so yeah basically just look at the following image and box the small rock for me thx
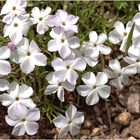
[83,118,93,128]
[127,93,140,113]
[115,112,132,126]
[129,118,140,138]
[121,127,130,138]
[80,135,88,140]
[80,129,90,135]
[128,136,137,140]
[92,128,101,136]
[0,134,10,139]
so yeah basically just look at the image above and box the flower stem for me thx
[100,54,113,137]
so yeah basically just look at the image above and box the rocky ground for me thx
[0,76,140,139]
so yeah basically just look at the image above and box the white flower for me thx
[6,41,19,63]
[0,0,27,24]
[30,7,52,34]
[5,107,40,136]
[16,38,47,74]
[72,44,98,67]
[77,72,111,105]
[45,72,75,102]
[48,27,80,59]
[0,46,11,76]
[0,81,36,115]
[122,45,140,75]
[53,104,84,138]
[52,57,86,85]
[47,9,79,33]
[108,21,133,52]
[86,31,111,57]
[0,79,9,91]
[3,14,30,45]
[133,4,140,28]
[104,59,129,89]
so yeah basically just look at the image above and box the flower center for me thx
[58,83,62,86]
[16,97,19,101]
[27,51,31,56]
[93,43,97,47]
[124,32,127,36]
[62,21,66,25]
[66,65,70,69]
[39,17,43,21]
[14,23,18,27]
[61,38,65,43]
[93,85,96,89]
[12,6,16,11]
[21,118,26,122]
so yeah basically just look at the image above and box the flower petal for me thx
[5,115,19,126]
[97,85,111,99]
[54,70,67,82]
[95,72,108,86]
[77,85,92,97]
[86,90,99,105]
[26,108,40,121]
[25,122,39,135]
[121,64,137,75]
[12,123,26,136]
[70,123,80,136]
[30,40,41,53]
[82,72,96,86]
[44,85,58,95]
[0,60,11,75]
[109,59,121,73]
[0,46,10,59]
[89,31,98,43]
[72,112,84,124]
[97,33,107,44]
[71,58,86,71]
[68,36,80,49]
[114,21,125,34]
[32,53,47,66]
[53,115,68,128]
[62,81,75,91]
[20,99,36,109]
[97,45,111,55]
[58,45,71,59]
[65,104,77,120]
[0,79,9,91]
[48,39,60,52]
[57,87,64,102]
[18,85,33,98]
[51,58,65,70]
[108,30,122,44]
[8,81,19,98]
[58,125,69,138]
[67,70,78,85]
[20,57,35,74]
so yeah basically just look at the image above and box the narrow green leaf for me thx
[125,23,135,56]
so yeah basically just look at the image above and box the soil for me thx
[0,75,140,139]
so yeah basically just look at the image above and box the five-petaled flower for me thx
[5,107,40,136]
[16,38,47,74]
[0,81,36,115]
[48,9,79,33]
[30,7,52,34]
[45,72,75,102]
[53,104,84,138]
[77,72,111,105]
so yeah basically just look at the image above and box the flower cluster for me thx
[0,0,140,138]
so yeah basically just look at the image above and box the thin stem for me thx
[100,54,113,137]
